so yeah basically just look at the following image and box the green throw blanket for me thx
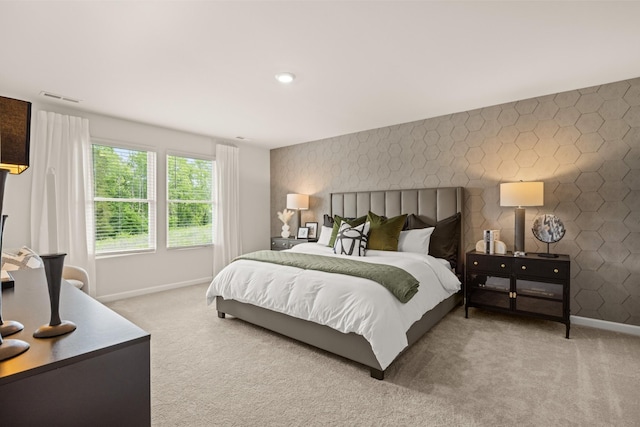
[234,250,419,303]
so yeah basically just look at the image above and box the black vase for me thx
[33,253,77,338]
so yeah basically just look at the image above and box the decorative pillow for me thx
[317,225,333,246]
[366,211,407,251]
[404,213,431,230]
[323,214,334,228]
[405,213,461,270]
[334,221,370,256]
[328,215,367,247]
[2,246,44,271]
[398,227,435,254]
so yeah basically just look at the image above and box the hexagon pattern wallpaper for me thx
[271,77,640,326]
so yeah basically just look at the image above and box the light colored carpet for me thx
[107,284,640,427]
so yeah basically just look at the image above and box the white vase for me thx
[281,224,290,238]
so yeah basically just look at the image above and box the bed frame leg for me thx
[217,311,225,319]
[370,368,384,380]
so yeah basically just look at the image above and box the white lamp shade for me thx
[286,193,309,210]
[500,182,544,207]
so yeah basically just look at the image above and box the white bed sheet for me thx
[206,243,461,370]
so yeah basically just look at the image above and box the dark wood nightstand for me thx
[271,237,318,251]
[465,250,571,338]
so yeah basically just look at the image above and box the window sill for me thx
[96,249,156,260]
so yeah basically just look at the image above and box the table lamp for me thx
[500,181,544,256]
[0,95,31,361]
[286,193,309,237]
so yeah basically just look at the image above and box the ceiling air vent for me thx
[40,91,81,103]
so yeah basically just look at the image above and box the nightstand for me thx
[271,237,317,251]
[465,250,571,338]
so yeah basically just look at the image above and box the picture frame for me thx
[305,222,318,239]
[297,227,309,239]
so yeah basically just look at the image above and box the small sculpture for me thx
[277,209,295,238]
[33,253,77,338]
[532,214,566,258]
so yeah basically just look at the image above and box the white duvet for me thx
[206,243,461,370]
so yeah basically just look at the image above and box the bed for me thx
[207,187,464,380]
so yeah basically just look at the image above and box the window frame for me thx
[91,138,157,256]
[165,151,215,250]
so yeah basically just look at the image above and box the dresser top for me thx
[1,268,149,385]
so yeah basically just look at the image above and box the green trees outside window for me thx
[92,143,214,253]
[167,155,214,248]
[92,144,156,253]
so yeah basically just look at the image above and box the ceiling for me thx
[2,1,640,150]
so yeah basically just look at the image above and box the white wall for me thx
[3,98,271,301]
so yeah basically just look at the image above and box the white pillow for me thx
[317,225,333,246]
[333,221,370,257]
[398,227,435,254]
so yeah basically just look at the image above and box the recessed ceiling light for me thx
[275,72,295,84]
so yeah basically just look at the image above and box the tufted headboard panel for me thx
[330,187,464,274]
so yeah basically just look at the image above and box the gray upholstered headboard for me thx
[330,187,464,274]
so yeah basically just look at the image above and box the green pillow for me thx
[328,215,367,247]
[367,211,407,251]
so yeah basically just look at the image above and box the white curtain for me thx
[213,144,242,276]
[30,111,96,295]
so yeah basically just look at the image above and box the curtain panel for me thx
[213,144,242,276]
[30,111,96,295]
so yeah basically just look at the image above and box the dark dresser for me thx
[0,268,150,426]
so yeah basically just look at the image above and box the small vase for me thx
[281,224,291,238]
[33,253,77,338]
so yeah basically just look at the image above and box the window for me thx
[92,142,156,254]
[166,154,214,248]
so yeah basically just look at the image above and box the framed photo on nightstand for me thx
[297,227,309,239]
[305,222,318,239]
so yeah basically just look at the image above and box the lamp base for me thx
[0,338,30,361]
[0,320,25,337]
[514,207,526,254]
[34,320,76,338]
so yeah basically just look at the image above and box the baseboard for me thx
[570,315,640,337]
[96,276,213,303]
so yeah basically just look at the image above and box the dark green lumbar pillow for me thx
[367,211,407,251]
[328,215,367,247]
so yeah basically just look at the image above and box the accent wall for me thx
[271,77,640,326]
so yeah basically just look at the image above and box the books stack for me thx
[483,229,500,254]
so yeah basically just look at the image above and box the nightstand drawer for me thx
[467,254,511,274]
[271,239,291,250]
[514,259,568,280]
[271,237,317,251]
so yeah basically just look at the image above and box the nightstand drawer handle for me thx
[473,261,478,266]
[554,268,559,273]
[500,263,506,268]
[521,266,526,270]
